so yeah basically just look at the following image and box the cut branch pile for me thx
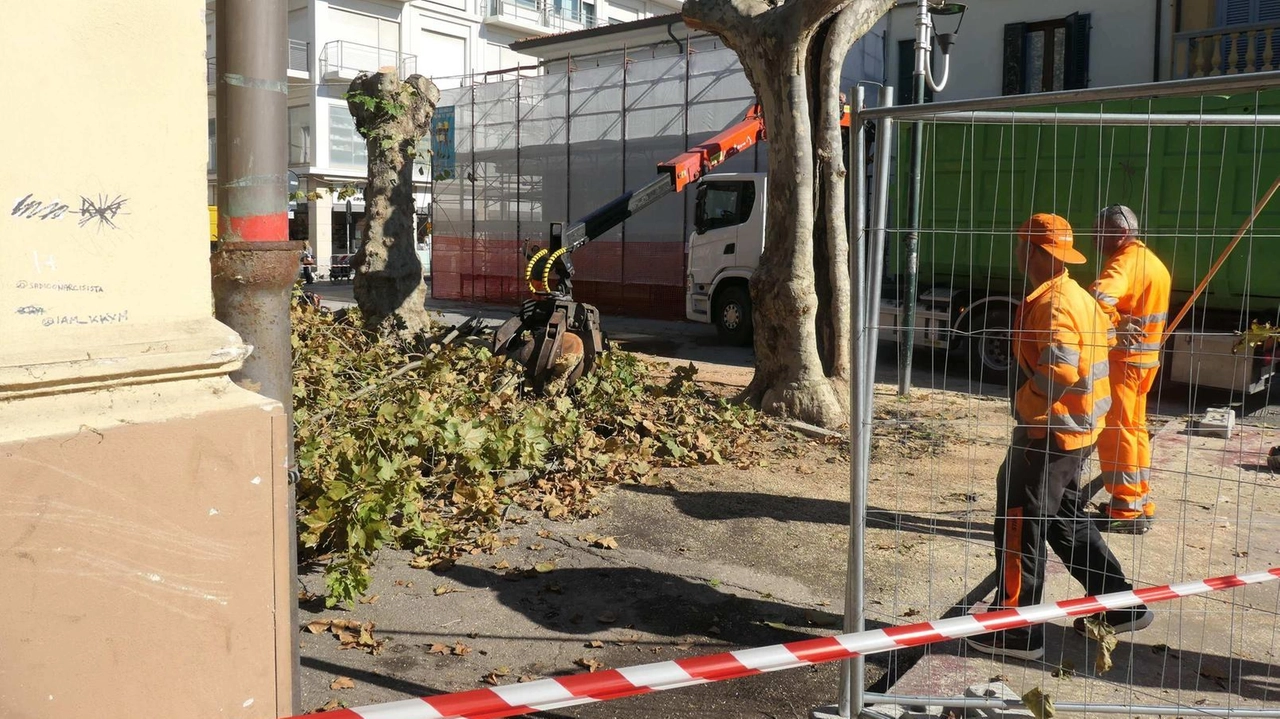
[291,301,770,606]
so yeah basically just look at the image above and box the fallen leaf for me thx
[529,543,545,551]
[1082,617,1118,674]
[434,584,459,596]
[707,579,722,588]
[330,676,355,691]
[574,657,605,672]
[517,675,537,683]
[358,594,380,605]
[587,640,605,648]
[1232,549,1249,558]
[537,529,553,538]
[534,561,556,573]
[592,536,619,550]
[1022,687,1056,719]
[452,642,472,656]
[577,532,600,544]
[305,620,330,634]
[674,639,695,650]
[319,699,342,711]
[427,643,450,655]
[493,559,511,570]
[596,611,618,624]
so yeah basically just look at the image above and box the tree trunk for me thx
[684,0,892,428]
[347,70,440,335]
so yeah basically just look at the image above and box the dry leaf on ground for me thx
[1022,687,1056,719]
[574,657,605,672]
[330,676,356,691]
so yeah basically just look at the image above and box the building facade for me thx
[882,0,1280,103]
[206,0,682,277]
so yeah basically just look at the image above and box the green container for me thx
[895,92,1280,318]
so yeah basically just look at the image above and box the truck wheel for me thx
[713,285,753,346]
[966,304,1014,384]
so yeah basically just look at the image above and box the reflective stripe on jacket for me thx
[1014,271,1114,451]
[1090,240,1172,367]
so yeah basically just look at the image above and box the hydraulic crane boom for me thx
[500,103,852,394]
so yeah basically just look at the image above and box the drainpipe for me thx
[211,0,302,708]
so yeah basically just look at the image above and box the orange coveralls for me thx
[1090,240,1171,520]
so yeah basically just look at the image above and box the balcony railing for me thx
[1173,22,1280,79]
[318,40,416,80]
[483,0,599,32]
[289,39,310,75]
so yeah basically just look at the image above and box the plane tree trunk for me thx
[683,0,892,429]
[346,70,440,335]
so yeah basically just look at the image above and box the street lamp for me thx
[899,0,966,396]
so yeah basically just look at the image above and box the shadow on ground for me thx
[441,564,864,646]
[618,484,993,543]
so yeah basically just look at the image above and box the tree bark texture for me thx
[347,70,440,335]
[683,0,892,428]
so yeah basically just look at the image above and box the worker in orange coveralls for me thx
[966,214,1152,661]
[1090,205,1171,535]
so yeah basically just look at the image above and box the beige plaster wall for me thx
[1,1,214,379]
[0,2,297,716]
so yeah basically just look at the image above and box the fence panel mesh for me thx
[863,90,1280,715]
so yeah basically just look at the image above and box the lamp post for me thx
[898,0,965,396]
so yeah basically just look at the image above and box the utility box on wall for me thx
[0,2,296,717]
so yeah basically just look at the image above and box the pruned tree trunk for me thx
[347,70,440,335]
[683,0,891,429]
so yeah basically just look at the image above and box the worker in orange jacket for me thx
[1090,205,1171,534]
[966,214,1151,661]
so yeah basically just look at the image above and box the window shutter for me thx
[1002,23,1026,96]
[1064,13,1091,90]
[1220,0,1251,25]
[1258,0,1280,23]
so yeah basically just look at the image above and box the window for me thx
[1002,13,1090,95]
[1218,0,1280,26]
[328,104,367,168]
[696,181,755,233]
[583,1,596,25]
[208,118,216,173]
[288,106,311,164]
[896,39,934,104]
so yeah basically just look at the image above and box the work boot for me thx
[1098,513,1154,535]
[964,630,1044,661]
[1095,502,1154,534]
[1072,606,1154,636]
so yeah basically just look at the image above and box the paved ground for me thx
[298,283,1280,717]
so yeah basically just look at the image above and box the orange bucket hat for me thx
[1018,213,1087,264]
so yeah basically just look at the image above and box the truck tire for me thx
[713,285,753,346]
[965,303,1015,385]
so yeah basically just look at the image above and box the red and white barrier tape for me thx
[296,567,1280,719]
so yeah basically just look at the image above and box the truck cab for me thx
[685,172,766,345]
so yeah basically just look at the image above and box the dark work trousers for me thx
[992,428,1134,644]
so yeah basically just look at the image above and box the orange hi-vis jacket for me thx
[1014,271,1115,451]
[1090,240,1172,368]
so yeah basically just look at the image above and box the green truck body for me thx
[881,92,1280,389]
[894,92,1280,313]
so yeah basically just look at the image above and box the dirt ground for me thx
[296,336,1280,717]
